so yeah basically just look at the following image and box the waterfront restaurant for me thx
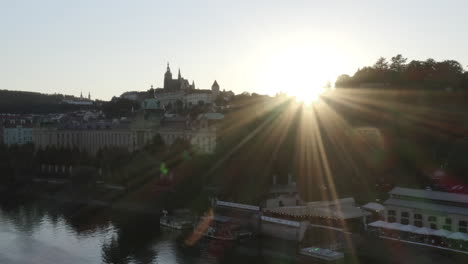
[366,187,468,251]
[368,220,468,251]
[384,187,468,232]
[263,197,370,231]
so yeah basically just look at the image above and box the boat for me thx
[194,215,252,241]
[299,246,344,263]
[159,209,194,230]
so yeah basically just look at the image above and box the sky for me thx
[1,0,468,100]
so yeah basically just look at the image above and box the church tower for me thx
[164,63,172,90]
[211,80,220,99]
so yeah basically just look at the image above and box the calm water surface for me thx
[1,200,466,264]
[0,201,289,264]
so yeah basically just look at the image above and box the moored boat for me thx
[194,215,252,241]
[160,209,194,230]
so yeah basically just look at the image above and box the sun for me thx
[255,38,341,105]
[293,86,327,105]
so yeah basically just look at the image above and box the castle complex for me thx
[151,63,220,109]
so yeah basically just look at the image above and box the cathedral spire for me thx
[178,68,181,80]
[164,62,173,90]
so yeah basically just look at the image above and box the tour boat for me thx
[299,247,344,263]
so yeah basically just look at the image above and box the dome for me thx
[141,98,162,110]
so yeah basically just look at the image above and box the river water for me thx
[1,200,467,264]
[0,200,298,264]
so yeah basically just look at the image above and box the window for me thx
[443,225,452,231]
[428,216,437,222]
[388,216,396,223]
[430,223,437,230]
[388,210,396,216]
[414,214,422,220]
[401,212,409,218]
[401,218,409,225]
[414,221,422,227]
[445,218,452,225]
[459,221,467,233]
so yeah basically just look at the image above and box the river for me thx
[1,200,467,264]
[0,200,298,264]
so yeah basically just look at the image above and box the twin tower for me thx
[163,63,219,95]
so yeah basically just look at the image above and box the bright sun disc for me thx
[292,86,326,105]
[256,36,342,104]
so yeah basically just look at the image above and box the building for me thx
[33,121,155,154]
[62,92,93,105]
[264,174,301,208]
[163,63,194,91]
[158,113,223,154]
[384,187,468,233]
[3,119,33,145]
[120,91,140,101]
[153,63,219,109]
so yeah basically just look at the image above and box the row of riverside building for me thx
[1,64,225,154]
[1,113,221,155]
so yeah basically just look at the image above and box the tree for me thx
[335,74,352,88]
[390,54,407,72]
[373,57,388,70]
[70,166,98,187]
[461,72,468,90]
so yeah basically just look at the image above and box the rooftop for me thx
[389,187,468,204]
[384,198,468,216]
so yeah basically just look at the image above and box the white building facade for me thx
[384,187,468,233]
[33,126,155,154]
[3,120,33,145]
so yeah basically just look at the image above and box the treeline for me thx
[0,135,213,211]
[336,55,468,90]
[0,90,93,113]
[0,89,143,118]
[101,98,140,119]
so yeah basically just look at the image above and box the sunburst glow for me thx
[256,36,344,104]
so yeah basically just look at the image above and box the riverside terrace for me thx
[263,198,370,232]
[368,220,468,252]
[383,187,468,232]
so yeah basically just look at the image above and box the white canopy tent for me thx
[386,222,404,231]
[399,225,418,233]
[362,202,385,212]
[448,232,468,241]
[368,220,387,228]
[413,227,434,236]
[432,229,453,238]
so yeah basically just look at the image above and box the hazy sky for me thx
[1,0,467,100]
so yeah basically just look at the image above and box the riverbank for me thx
[0,179,166,216]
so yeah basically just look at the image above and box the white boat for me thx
[299,247,344,262]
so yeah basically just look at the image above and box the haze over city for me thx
[2,0,468,100]
[2,1,468,263]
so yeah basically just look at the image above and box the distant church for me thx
[163,63,196,91]
[142,63,220,110]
